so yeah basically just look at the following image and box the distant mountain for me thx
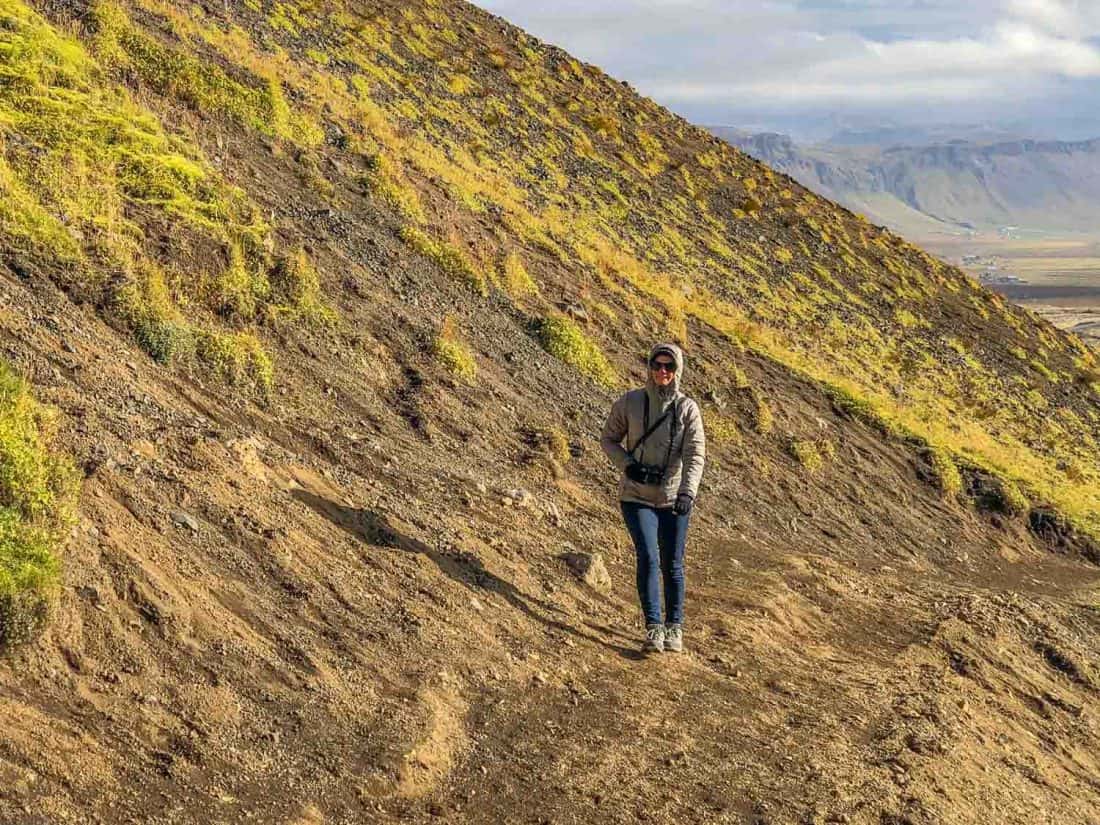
[712,127,1100,237]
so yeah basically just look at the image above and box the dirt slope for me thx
[4,240,1100,824]
[1,1,1100,823]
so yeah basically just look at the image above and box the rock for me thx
[131,440,157,461]
[563,303,589,323]
[561,552,612,594]
[171,511,200,532]
[504,488,533,508]
[545,502,563,526]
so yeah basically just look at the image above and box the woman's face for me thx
[650,354,676,387]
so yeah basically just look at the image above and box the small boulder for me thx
[504,488,534,508]
[171,511,200,533]
[561,551,612,594]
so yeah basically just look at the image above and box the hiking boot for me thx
[643,623,665,654]
[664,623,683,653]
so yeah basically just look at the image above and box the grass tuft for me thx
[433,318,477,382]
[929,446,963,499]
[269,247,338,326]
[400,226,488,295]
[536,315,617,389]
[790,439,824,472]
[0,364,78,649]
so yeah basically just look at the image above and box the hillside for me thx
[1,0,1100,822]
[718,128,1100,237]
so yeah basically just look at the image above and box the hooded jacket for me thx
[600,343,706,508]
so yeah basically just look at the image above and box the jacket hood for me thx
[645,342,684,407]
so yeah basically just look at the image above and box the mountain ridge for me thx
[715,126,1100,235]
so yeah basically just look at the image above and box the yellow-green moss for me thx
[0,363,78,648]
[268,247,338,326]
[702,409,740,446]
[929,447,963,499]
[196,331,274,396]
[502,251,538,300]
[750,389,774,434]
[400,226,487,295]
[548,428,572,464]
[0,0,285,396]
[790,440,823,472]
[1001,479,1030,517]
[433,318,477,382]
[537,315,617,388]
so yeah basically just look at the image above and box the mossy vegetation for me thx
[703,409,741,446]
[269,248,337,326]
[0,0,331,397]
[502,251,539,300]
[0,364,78,649]
[537,316,617,389]
[790,439,824,472]
[548,428,572,464]
[749,389,774,435]
[400,226,488,296]
[929,447,963,499]
[433,318,477,382]
[4,0,1099,536]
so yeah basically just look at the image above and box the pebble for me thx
[171,511,200,532]
[505,488,534,508]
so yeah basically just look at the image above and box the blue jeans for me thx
[620,501,690,626]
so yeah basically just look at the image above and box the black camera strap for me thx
[628,396,679,467]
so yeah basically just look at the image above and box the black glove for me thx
[673,493,694,516]
[624,459,648,484]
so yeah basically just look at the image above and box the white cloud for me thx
[649,1,1100,105]
[474,0,1100,135]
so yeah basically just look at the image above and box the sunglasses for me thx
[650,360,677,373]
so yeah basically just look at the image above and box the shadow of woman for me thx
[291,488,644,660]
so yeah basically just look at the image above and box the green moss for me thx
[502,251,538,300]
[548,428,572,464]
[92,1,321,144]
[359,153,425,223]
[399,226,487,295]
[536,315,617,389]
[433,318,477,382]
[1001,479,1030,517]
[195,331,274,396]
[702,409,740,446]
[0,363,78,649]
[929,447,963,499]
[750,389,774,434]
[790,439,823,472]
[268,247,337,326]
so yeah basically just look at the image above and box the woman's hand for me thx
[673,492,694,516]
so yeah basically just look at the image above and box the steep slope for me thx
[4,0,1098,532]
[720,128,1100,236]
[1,1,1100,823]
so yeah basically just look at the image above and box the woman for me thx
[600,343,706,654]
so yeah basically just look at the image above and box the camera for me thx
[627,462,665,485]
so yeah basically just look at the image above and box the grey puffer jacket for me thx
[600,343,706,508]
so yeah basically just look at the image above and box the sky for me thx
[473,0,1100,143]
